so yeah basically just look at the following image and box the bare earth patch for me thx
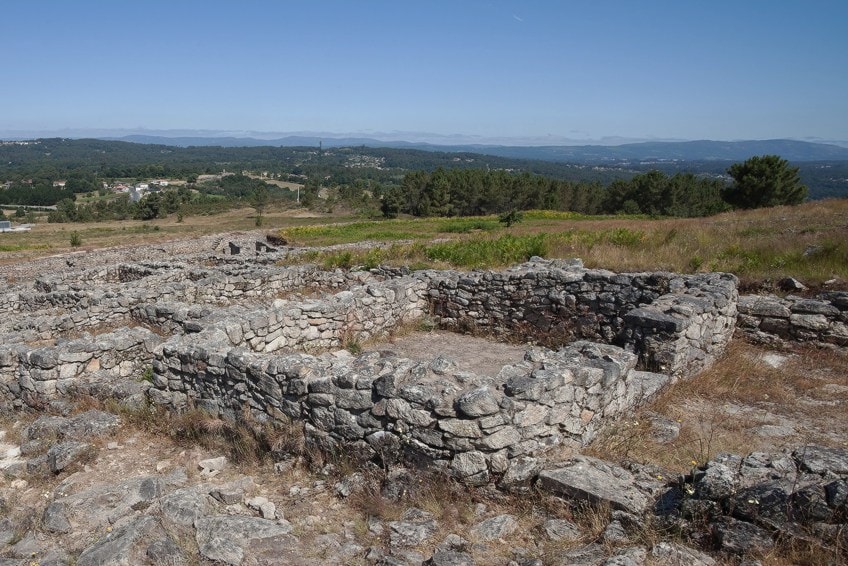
[367,330,529,378]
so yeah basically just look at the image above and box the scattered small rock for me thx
[427,550,475,566]
[198,455,227,474]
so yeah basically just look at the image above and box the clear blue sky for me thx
[3,0,847,142]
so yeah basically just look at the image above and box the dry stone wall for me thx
[150,339,670,484]
[418,258,738,378]
[0,235,755,483]
[0,326,160,410]
[736,292,848,347]
[146,256,740,481]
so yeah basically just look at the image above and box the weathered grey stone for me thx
[477,426,521,450]
[24,415,69,442]
[555,544,606,566]
[778,277,807,292]
[198,455,228,472]
[790,314,830,331]
[603,520,629,543]
[715,517,775,555]
[195,515,293,565]
[456,387,500,417]
[499,456,540,492]
[146,537,187,566]
[603,546,647,566]
[77,515,160,566]
[542,518,581,542]
[624,308,687,332]
[436,533,471,553]
[825,479,848,508]
[538,456,650,514]
[334,472,366,498]
[160,486,216,526]
[438,419,482,438]
[790,299,839,315]
[426,551,475,566]
[645,412,680,443]
[47,441,92,473]
[246,496,277,519]
[389,508,439,547]
[450,451,488,479]
[471,514,518,541]
[8,532,48,560]
[209,485,244,505]
[0,519,15,546]
[650,542,716,566]
[64,410,121,440]
[42,502,71,534]
[794,445,848,475]
[737,296,790,318]
[693,461,738,500]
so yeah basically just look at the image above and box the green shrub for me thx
[438,218,499,233]
[425,234,547,268]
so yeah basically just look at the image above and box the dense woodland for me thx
[0,138,841,222]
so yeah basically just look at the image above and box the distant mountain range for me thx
[105,135,848,163]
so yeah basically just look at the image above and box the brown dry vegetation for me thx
[277,200,848,287]
[587,341,848,475]
[3,199,847,288]
[0,205,351,264]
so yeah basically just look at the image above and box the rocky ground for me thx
[0,334,845,565]
[0,231,845,565]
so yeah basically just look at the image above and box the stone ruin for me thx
[0,233,846,485]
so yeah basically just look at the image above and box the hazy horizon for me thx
[2,128,848,150]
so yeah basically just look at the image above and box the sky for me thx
[2,0,847,144]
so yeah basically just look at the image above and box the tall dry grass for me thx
[279,199,848,286]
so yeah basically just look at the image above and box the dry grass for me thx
[588,341,848,474]
[276,200,848,286]
[0,205,353,264]
[4,199,847,287]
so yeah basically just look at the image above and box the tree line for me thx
[2,150,809,223]
[380,155,806,218]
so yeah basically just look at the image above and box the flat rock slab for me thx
[538,456,650,515]
[195,515,294,565]
[77,515,161,566]
[471,514,518,541]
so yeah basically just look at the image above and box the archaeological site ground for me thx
[0,223,846,565]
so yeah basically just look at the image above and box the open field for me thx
[0,205,352,263]
[245,175,305,191]
[2,200,847,287]
[278,201,848,288]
